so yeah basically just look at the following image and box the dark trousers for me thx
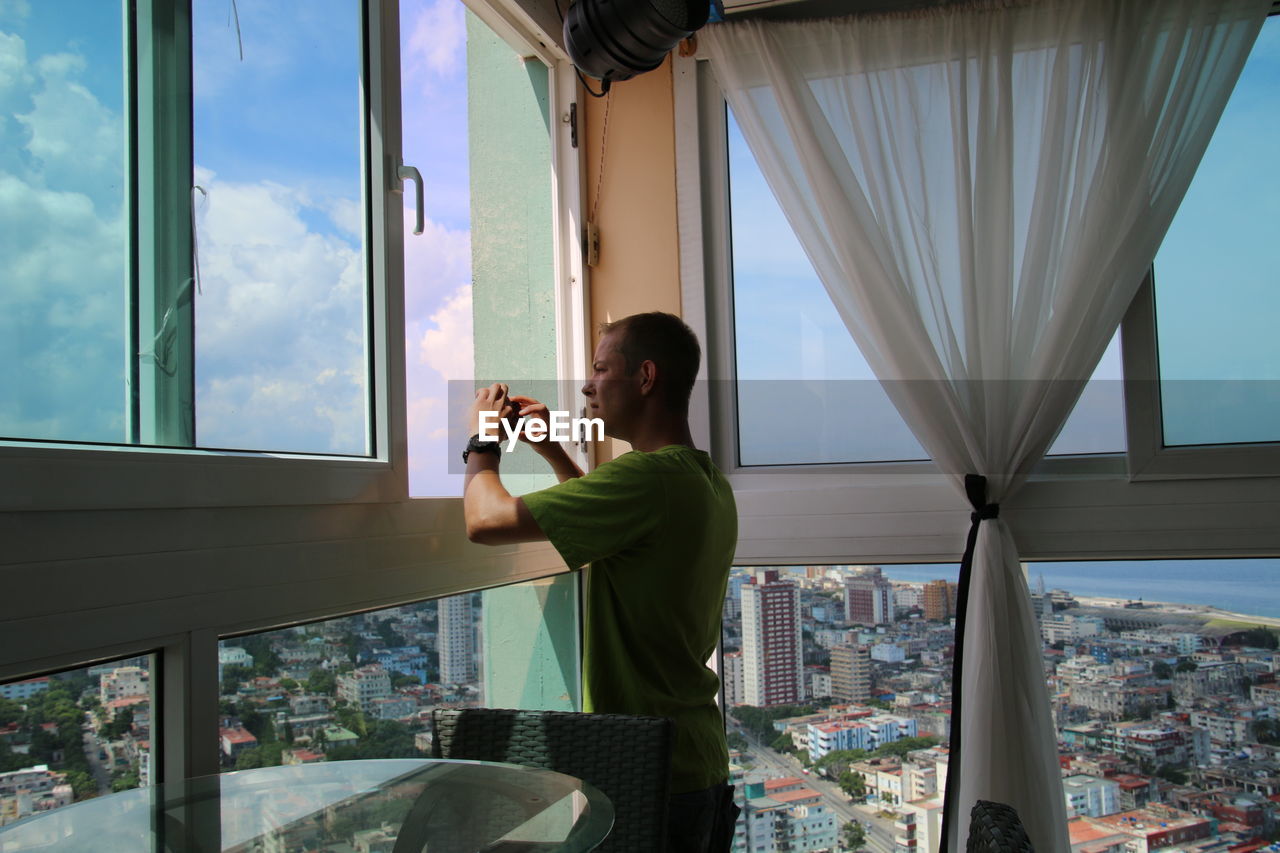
[665,782,741,853]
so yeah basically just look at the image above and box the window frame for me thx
[686,58,1280,567]
[0,0,405,512]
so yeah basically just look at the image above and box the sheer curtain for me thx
[702,1,1267,850]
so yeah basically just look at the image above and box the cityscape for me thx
[3,566,1280,853]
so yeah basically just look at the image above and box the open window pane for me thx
[1154,17,1280,448]
[192,0,370,455]
[0,1,129,445]
[726,110,1125,466]
[0,655,154,824]
[2,0,376,457]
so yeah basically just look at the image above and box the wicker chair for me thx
[967,800,1035,853]
[430,707,674,853]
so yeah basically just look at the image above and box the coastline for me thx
[1072,593,1280,630]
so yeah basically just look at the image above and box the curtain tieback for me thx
[939,473,998,853]
[970,502,999,523]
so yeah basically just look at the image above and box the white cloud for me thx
[0,31,128,443]
[405,0,466,82]
[0,31,31,102]
[327,197,362,240]
[417,284,473,384]
[404,214,470,319]
[192,170,369,454]
[15,49,122,200]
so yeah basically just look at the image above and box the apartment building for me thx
[742,570,805,707]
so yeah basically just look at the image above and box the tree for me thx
[873,736,939,759]
[843,820,867,851]
[221,665,252,696]
[111,769,140,792]
[1175,659,1198,673]
[1254,718,1280,745]
[0,697,23,727]
[727,731,749,752]
[1152,661,1172,679]
[307,668,336,695]
[64,770,97,800]
[838,770,866,801]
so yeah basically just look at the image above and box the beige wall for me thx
[581,54,683,461]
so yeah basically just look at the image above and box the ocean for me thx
[874,558,1280,620]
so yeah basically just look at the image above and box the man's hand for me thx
[508,394,585,483]
[467,383,519,439]
[508,395,549,445]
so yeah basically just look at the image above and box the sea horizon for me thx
[870,558,1280,621]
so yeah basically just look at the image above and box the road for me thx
[734,726,899,853]
[82,713,111,794]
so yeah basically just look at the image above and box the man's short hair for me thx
[599,312,701,413]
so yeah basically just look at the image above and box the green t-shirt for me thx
[521,445,738,793]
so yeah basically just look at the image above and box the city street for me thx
[735,727,898,853]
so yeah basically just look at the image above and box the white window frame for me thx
[683,58,1280,568]
[1,0,588,781]
[0,0,408,513]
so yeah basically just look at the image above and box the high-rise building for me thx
[923,580,957,622]
[830,643,872,703]
[845,566,895,625]
[741,569,804,706]
[439,593,476,684]
[724,651,744,706]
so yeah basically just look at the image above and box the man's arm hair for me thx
[463,454,546,545]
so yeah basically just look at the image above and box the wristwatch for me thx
[462,433,502,464]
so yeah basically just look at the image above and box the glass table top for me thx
[0,758,614,852]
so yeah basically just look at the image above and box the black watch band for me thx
[462,433,502,464]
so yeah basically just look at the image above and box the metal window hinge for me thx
[564,102,578,149]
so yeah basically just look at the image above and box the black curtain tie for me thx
[939,474,1000,853]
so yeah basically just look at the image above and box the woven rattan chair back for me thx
[430,707,673,852]
[967,800,1035,853]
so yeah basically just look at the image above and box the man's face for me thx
[581,332,641,438]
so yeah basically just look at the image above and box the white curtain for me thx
[701,1,1267,850]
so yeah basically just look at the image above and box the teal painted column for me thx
[467,14,579,712]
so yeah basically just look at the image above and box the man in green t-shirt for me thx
[460,312,739,852]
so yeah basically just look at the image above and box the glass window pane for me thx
[1154,17,1280,448]
[722,558,1280,852]
[192,0,369,455]
[0,655,154,822]
[217,579,578,772]
[218,595,484,771]
[402,1,560,498]
[727,110,1125,466]
[0,2,128,445]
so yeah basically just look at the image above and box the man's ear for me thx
[638,360,658,395]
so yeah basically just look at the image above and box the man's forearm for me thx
[463,453,546,544]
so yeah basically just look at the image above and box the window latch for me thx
[393,157,425,236]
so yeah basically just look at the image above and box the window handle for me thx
[395,159,425,236]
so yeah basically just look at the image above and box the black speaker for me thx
[564,0,710,83]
